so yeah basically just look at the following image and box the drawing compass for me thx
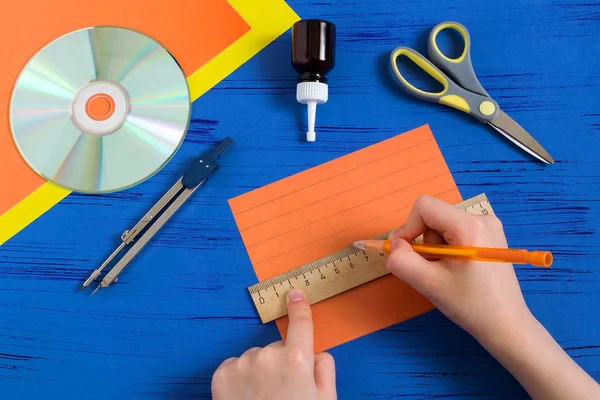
[80,137,233,294]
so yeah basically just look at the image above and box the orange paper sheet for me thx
[0,0,250,216]
[229,125,463,352]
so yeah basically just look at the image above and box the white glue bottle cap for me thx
[291,20,336,142]
[296,82,328,142]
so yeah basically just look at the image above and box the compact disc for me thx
[10,26,191,193]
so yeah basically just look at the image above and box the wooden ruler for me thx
[248,193,494,323]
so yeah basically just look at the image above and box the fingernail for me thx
[389,227,406,240]
[287,289,305,303]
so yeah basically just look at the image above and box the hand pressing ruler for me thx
[248,193,494,323]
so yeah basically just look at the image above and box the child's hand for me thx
[387,195,532,342]
[211,289,337,400]
[387,195,600,399]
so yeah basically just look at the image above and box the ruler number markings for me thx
[249,194,492,323]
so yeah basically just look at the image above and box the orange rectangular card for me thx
[229,125,462,352]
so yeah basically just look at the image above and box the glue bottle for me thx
[292,19,336,142]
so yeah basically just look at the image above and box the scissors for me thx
[390,21,554,164]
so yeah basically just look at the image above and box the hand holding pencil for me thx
[378,195,538,343]
[372,196,600,400]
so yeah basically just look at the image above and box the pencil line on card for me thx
[232,138,434,215]
[243,155,444,232]
[247,171,450,248]
[253,187,457,266]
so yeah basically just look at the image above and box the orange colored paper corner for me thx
[1,0,298,246]
[0,0,250,216]
[229,125,463,352]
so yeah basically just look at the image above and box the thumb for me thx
[386,238,448,296]
[314,352,337,400]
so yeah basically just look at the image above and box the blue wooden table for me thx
[1,0,599,398]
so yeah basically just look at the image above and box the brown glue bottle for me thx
[292,19,336,142]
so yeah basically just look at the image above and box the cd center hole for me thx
[86,94,115,121]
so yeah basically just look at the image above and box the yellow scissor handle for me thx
[427,21,490,98]
[389,47,449,97]
[429,22,469,64]
[390,45,499,122]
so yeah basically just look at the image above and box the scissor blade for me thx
[488,111,554,164]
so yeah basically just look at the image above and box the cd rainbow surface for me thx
[10,27,191,193]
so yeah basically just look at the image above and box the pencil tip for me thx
[352,240,365,250]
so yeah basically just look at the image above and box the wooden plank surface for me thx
[0,0,599,398]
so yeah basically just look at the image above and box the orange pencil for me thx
[352,240,552,268]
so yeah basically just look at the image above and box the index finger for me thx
[284,289,314,354]
[390,195,474,244]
